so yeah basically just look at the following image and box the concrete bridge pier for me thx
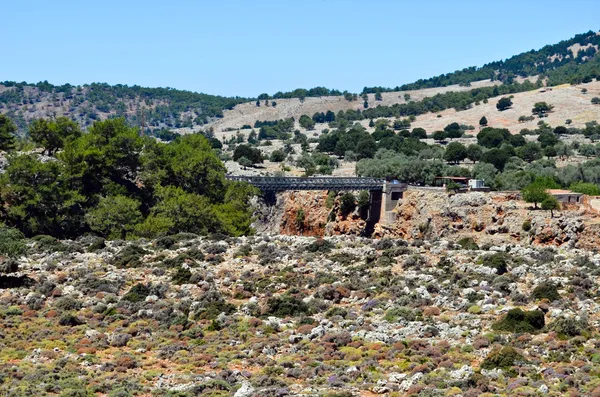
[380,181,406,226]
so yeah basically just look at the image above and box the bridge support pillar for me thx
[380,182,406,225]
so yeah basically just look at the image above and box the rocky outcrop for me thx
[381,188,589,248]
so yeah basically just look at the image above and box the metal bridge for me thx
[226,176,387,192]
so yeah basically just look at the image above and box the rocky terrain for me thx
[2,229,600,396]
[2,190,600,396]
[257,188,598,250]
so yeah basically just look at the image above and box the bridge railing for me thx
[226,176,386,191]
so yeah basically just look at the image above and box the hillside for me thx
[0,82,246,133]
[1,31,600,137]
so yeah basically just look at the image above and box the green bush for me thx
[457,237,479,250]
[30,235,67,254]
[0,224,26,258]
[172,267,192,285]
[265,295,310,317]
[531,281,561,301]
[480,253,509,275]
[112,245,150,268]
[492,308,545,333]
[339,192,356,216]
[522,219,532,232]
[307,238,333,253]
[481,346,525,370]
[547,316,590,337]
[384,306,420,322]
[122,283,151,303]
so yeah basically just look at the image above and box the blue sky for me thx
[1,0,599,97]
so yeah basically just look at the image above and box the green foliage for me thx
[0,114,17,151]
[492,308,545,333]
[481,252,508,275]
[233,144,263,164]
[29,117,81,155]
[339,192,356,216]
[479,116,488,127]
[457,237,479,250]
[299,115,315,130]
[521,179,553,209]
[85,195,143,239]
[496,97,513,111]
[172,267,193,285]
[481,346,525,370]
[384,306,420,322]
[112,245,149,268]
[443,142,467,164]
[269,149,286,162]
[541,195,560,216]
[0,154,86,237]
[307,238,334,253]
[466,144,483,163]
[265,294,310,317]
[477,127,511,148]
[531,282,561,301]
[569,182,600,195]
[295,208,305,229]
[122,283,151,303]
[547,316,590,337]
[532,102,554,115]
[522,219,532,231]
[357,191,370,210]
[0,224,26,258]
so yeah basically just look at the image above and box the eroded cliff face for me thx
[255,188,598,248]
[253,191,367,237]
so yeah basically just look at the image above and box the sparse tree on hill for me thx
[591,97,600,105]
[541,196,559,218]
[479,116,488,127]
[532,102,554,116]
[496,97,513,111]
[521,182,550,209]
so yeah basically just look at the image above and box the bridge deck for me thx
[226,176,386,191]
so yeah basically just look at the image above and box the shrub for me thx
[384,306,420,322]
[492,308,545,333]
[122,283,151,303]
[481,346,525,370]
[59,314,83,326]
[547,316,590,337]
[522,219,532,232]
[0,224,26,258]
[30,235,67,254]
[234,244,252,257]
[265,295,310,317]
[457,237,479,250]
[171,267,192,285]
[307,238,333,253]
[481,253,509,275]
[531,281,560,301]
[55,296,82,312]
[154,236,176,249]
[112,245,150,268]
[339,192,356,216]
